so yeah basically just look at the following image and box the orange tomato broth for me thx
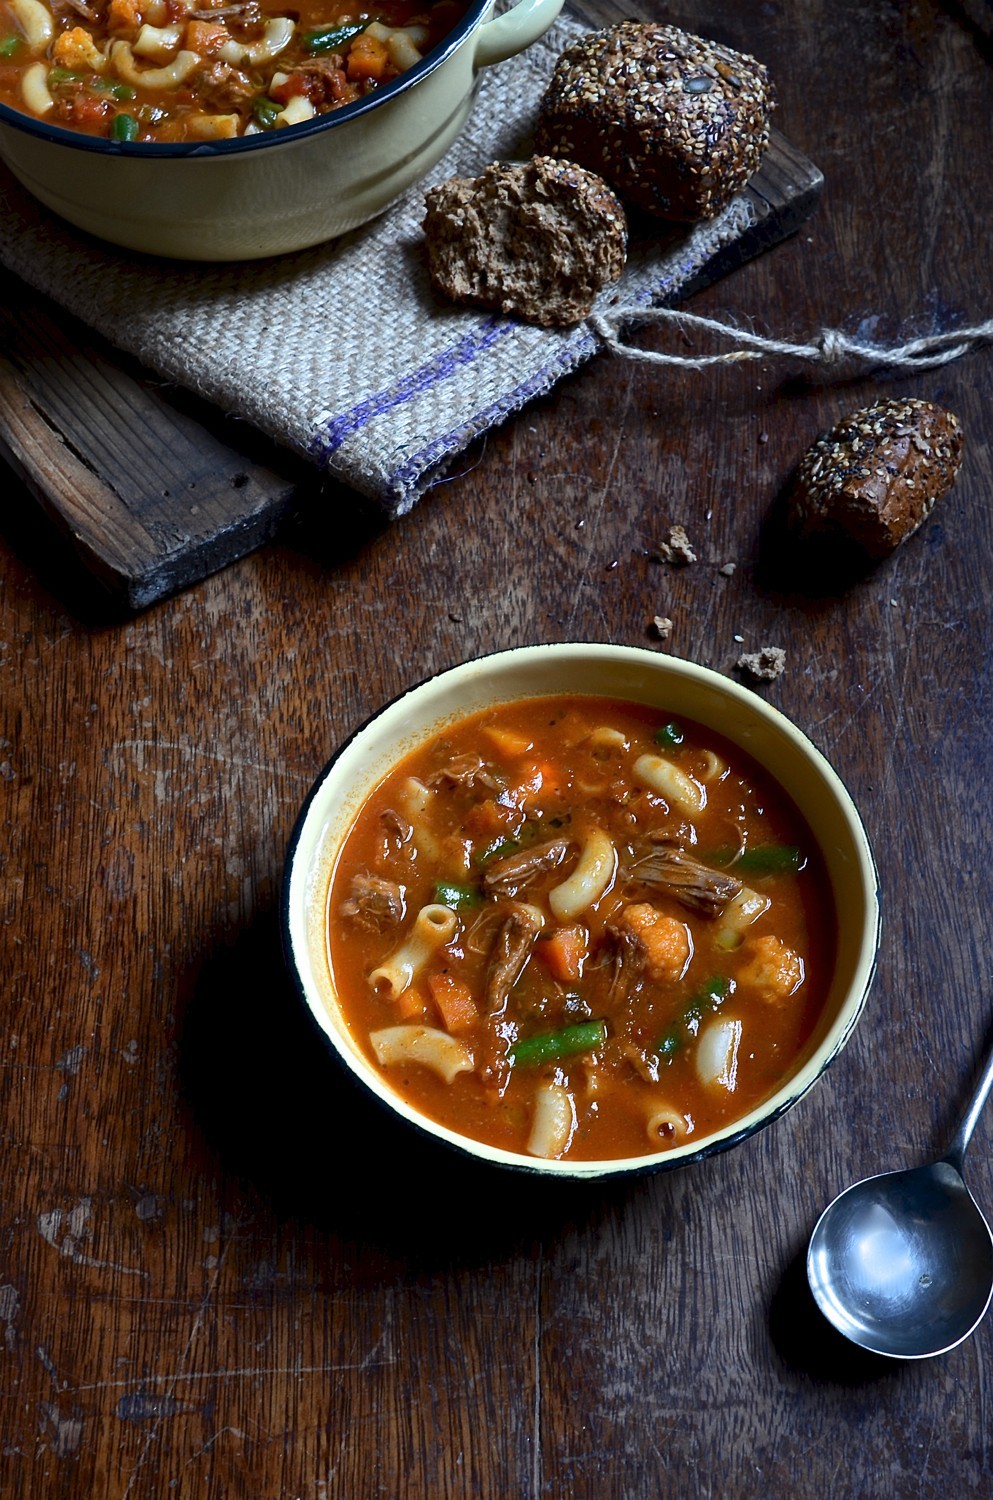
[326,695,837,1162]
[0,0,470,142]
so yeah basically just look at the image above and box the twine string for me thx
[587,305,993,373]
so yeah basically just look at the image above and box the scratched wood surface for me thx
[1,1,993,1496]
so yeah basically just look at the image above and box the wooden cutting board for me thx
[0,128,822,612]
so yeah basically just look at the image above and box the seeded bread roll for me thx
[534,21,774,222]
[787,398,964,557]
[422,155,627,328]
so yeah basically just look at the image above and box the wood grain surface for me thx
[2,1,993,1497]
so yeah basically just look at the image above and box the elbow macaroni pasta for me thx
[633,753,706,814]
[526,1082,576,1159]
[370,1025,474,1083]
[548,828,616,920]
[368,902,458,998]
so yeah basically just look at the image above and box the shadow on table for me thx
[768,1245,902,1386]
[751,430,955,606]
[178,906,652,1271]
[752,477,880,603]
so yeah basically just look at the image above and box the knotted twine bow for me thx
[588,305,993,373]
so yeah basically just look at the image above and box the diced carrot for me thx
[463,798,516,841]
[184,19,230,54]
[536,924,588,983]
[395,985,428,1021]
[269,72,305,105]
[345,33,390,82]
[522,760,567,805]
[428,973,478,1034]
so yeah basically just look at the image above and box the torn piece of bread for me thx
[422,155,627,328]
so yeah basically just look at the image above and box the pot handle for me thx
[473,0,565,68]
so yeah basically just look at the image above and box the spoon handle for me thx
[944,1032,993,1173]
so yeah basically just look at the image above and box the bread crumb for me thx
[654,526,696,565]
[737,646,786,681]
[652,615,673,640]
[719,562,736,577]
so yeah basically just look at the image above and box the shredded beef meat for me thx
[381,808,413,845]
[190,1,262,18]
[479,905,543,1091]
[53,0,100,20]
[191,60,255,111]
[340,871,405,930]
[603,923,646,1004]
[427,752,504,792]
[625,843,742,918]
[287,58,358,109]
[482,838,570,898]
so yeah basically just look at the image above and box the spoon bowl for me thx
[807,1160,993,1359]
[807,1032,993,1358]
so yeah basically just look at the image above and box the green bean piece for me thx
[252,94,281,129]
[683,975,730,1024]
[736,844,804,874]
[303,20,366,53]
[48,66,84,84]
[657,976,730,1057]
[110,113,139,142]
[510,1019,608,1069]
[654,721,685,749]
[657,1029,682,1059]
[433,880,482,911]
[103,81,136,99]
[710,844,803,874]
[0,34,22,57]
[480,837,519,865]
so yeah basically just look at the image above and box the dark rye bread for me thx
[534,21,775,222]
[787,398,965,557]
[422,156,627,328]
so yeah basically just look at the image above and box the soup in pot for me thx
[0,0,470,141]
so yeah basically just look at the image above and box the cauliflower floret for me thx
[107,0,142,38]
[737,935,804,1004]
[53,24,108,71]
[615,903,691,983]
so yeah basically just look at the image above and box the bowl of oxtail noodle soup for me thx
[282,645,880,1180]
[0,0,563,258]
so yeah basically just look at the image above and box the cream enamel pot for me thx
[282,644,880,1181]
[0,0,563,260]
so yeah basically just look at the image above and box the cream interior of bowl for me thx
[285,645,880,1178]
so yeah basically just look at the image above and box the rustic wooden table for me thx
[2,1,992,1495]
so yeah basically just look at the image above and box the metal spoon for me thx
[807,1037,993,1359]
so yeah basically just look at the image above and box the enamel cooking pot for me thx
[0,0,563,260]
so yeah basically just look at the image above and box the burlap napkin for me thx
[0,16,757,514]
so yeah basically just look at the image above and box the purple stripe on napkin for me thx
[310,314,515,460]
[385,329,599,504]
